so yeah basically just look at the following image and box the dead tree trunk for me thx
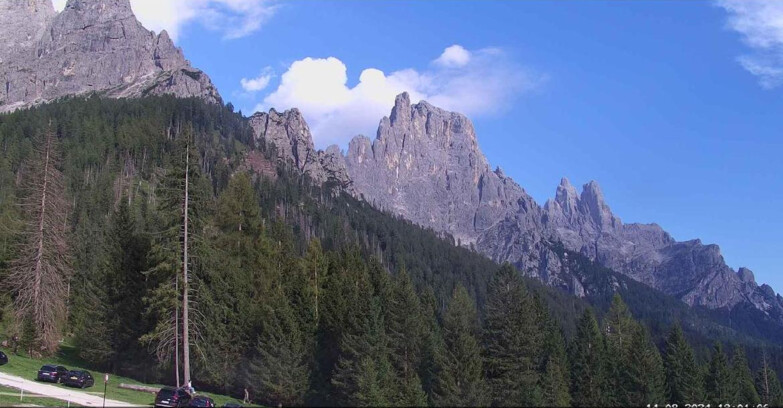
[7,129,70,353]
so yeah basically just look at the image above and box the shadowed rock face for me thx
[0,0,221,112]
[339,92,783,322]
[248,108,353,192]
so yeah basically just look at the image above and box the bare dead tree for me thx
[6,129,70,353]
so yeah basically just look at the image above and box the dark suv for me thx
[62,370,95,388]
[37,365,69,383]
[155,387,192,407]
[0,351,7,365]
[189,396,216,407]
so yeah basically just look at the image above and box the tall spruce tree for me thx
[245,288,310,407]
[624,324,666,406]
[419,286,444,405]
[731,346,760,405]
[540,318,571,407]
[432,285,488,407]
[603,294,637,406]
[331,295,394,406]
[706,342,734,405]
[386,267,427,406]
[482,264,542,406]
[756,352,783,406]
[663,324,704,404]
[570,308,607,407]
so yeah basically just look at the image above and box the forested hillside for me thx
[0,97,781,406]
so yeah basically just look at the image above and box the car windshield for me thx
[157,389,175,398]
[41,365,57,371]
[69,371,84,377]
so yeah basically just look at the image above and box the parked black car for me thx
[189,396,216,407]
[36,365,69,383]
[62,370,95,388]
[0,351,7,365]
[155,387,192,408]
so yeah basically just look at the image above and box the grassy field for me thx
[0,343,250,407]
[0,384,82,407]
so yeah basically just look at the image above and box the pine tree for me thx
[325,251,394,406]
[331,296,394,407]
[245,289,310,407]
[570,308,607,407]
[756,352,783,406]
[540,319,571,407]
[432,285,488,407]
[142,128,210,385]
[624,324,666,406]
[386,267,427,406]
[603,294,637,406]
[731,346,760,405]
[482,264,542,406]
[663,324,704,404]
[706,342,734,405]
[419,286,443,405]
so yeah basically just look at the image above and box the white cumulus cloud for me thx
[717,0,783,88]
[240,68,274,92]
[52,0,277,42]
[435,44,472,68]
[255,45,542,148]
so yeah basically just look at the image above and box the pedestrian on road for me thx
[187,380,195,395]
[243,388,250,404]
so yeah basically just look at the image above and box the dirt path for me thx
[0,372,138,407]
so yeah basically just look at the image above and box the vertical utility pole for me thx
[182,138,191,386]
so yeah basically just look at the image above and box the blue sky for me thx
[60,0,783,293]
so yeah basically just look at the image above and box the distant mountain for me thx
[0,0,220,113]
[335,92,783,324]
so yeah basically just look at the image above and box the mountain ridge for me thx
[265,91,782,323]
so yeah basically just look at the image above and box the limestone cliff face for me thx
[338,93,783,322]
[0,0,221,112]
[248,108,353,191]
[345,92,538,246]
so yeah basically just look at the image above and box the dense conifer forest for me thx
[0,96,781,406]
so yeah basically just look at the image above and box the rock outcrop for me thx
[342,92,783,322]
[249,108,353,192]
[0,0,221,113]
[346,92,539,245]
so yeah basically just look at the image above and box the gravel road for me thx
[0,371,137,407]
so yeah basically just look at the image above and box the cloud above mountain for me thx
[254,45,543,147]
[52,0,277,41]
[718,0,783,88]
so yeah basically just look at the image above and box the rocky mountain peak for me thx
[738,267,756,284]
[346,92,532,245]
[554,177,579,215]
[579,180,621,231]
[248,108,352,190]
[0,0,220,112]
[389,92,411,126]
